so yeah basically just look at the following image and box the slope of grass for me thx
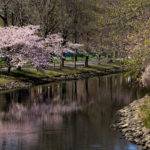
[0,74,15,85]
[140,98,150,128]
[0,77,9,84]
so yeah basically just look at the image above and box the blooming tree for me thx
[0,25,85,72]
[45,33,74,68]
[45,33,74,57]
[66,41,85,68]
[0,25,51,72]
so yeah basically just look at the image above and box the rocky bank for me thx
[112,96,150,150]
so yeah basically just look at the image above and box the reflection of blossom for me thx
[2,102,82,122]
[0,101,82,150]
[0,114,64,150]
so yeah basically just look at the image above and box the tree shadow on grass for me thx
[1,70,46,84]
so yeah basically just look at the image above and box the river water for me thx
[0,74,148,150]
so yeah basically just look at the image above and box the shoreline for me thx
[112,96,150,150]
[0,69,124,91]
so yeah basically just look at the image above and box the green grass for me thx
[65,56,95,62]
[0,61,33,68]
[65,57,84,62]
[45,70,64,76]
[11,69,64,78]
[0,78,9,84]
[0,74,15,85]
[13,69,45,77]
[140,98,150,128]
[0,61,7,68]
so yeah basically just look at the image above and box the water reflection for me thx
[0,74,147,150]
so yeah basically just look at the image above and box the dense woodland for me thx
[0,0,150,75]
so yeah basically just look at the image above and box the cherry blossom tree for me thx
[45,33,74,68]
[66,41,84,68]
[0,25,51,72]
[45,33,85,68]
[0,25,85,72]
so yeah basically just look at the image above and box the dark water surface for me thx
[0,74,148,150]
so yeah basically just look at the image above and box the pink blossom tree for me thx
[45,33,85,68]
[66,42,84,68]
[45,33,74,68]
[0,25,51,72]
[0,25,85,73]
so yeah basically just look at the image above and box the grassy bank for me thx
[140,97,150,128]
[0,63,121,87]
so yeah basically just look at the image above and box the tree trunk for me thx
[0,14,8,27]
[11,13,14,26]
[8,66,11,73]
[6,58,11,73]
[74,53,77,68]
[85,56,89,67]
[3,4,8,27]
[61,58,65,67]
[98,54,101,64]
[54,62,55,70]
[17,66,22,71]
[4,18,8,27]
[85,78,89,102]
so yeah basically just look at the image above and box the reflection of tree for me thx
[110,77,113,101]
[60,82,67,101]
[85,78,89,103]
[98,76,100,88]
[72,80,77,101]
[2,138,6,150]
[0,75,148,150]
[74,81,77,101]
[49,85,53,99]
[4,94,11,112]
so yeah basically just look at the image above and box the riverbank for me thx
[112,96,150,150]
[0,64,124,91]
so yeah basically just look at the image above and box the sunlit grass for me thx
[0,78,9,84]
[0,61,7,68]
[12,69,64,78]
[45,70,64,76]
[140,98,150,128]
[0,75,15,85]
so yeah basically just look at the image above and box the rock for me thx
[121,124,129,128]
[142,127,150,136]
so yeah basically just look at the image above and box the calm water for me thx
[0,74,148,150]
